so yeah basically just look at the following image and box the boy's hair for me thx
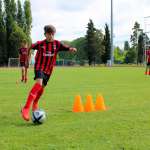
[44,25,56,34]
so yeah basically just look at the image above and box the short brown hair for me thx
[44,25,56,34]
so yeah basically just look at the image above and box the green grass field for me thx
[0,66,150,150]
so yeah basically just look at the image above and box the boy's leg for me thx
[21,79,43,121]
[32,87,44,111]
[32,73,50,111]
[21,67,25,81]
[24,67,28,83]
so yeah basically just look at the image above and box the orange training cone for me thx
[72,95,84,112]
[95,94,106,111]
[84,95,95,112]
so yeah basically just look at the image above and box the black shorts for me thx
[20,61,29,68]
[34,70,50,86]
[147,62,150,66]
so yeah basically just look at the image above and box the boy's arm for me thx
[58,42,77,52]
[27,42,39,63]
[28,45,32,57]
[26,45,32,64]
[69,47,77,52]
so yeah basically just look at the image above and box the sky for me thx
[28,0,150,48]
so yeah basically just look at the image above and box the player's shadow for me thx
[0,117,36,129]
[15,122,36,127]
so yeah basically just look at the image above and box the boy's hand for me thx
[69,47,77,52]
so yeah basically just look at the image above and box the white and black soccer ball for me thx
[32,109,46,124]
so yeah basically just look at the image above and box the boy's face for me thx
[45,32,55,42]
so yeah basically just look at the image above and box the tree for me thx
[0,0,7,65]
[95,29,104,64]
[58,40,76,60]
[24,0,32,35]
[8,22,28,58]
[17,0,24,29]
[102,23,111,65]
[130,22,140,48]
[124,41,130,51]
[130,21,141,64]
[10,0,17,21]
[125,48,136,64]
[137,33,144,64]
[4,0,14,62]
[114,47,125,64]
[85,19,97,66]
[143,33,150,50]
[2,0,32,64]
[71,37,87,65]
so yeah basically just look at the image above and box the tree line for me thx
[0,0,149,66]
[59,19,111,66]
[0,0,32,66]
[60,20,150,66]
[114,22,150,65]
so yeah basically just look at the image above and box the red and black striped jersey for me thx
[18,47,28,62]
[32,39,70,75]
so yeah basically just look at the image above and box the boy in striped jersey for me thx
[21,25,77,121]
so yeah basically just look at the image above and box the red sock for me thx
[24,83,42,109]
[32,88,44,110]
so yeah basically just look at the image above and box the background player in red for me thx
[145,50,150,75]
[21,25,77,121]
[18,40,29,83]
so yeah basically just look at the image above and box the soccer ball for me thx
[32,109,46,124]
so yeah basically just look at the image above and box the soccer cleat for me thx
[21,107,30,121]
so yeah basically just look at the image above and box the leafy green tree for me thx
[114,47,125,64]
[0,0,7,65]
[130,21,141,63]
[8,22,28,58]
[137,33,144,64]
[123,41,131,64]
[125,48,136,63]
[3,0,32,64]
[95,29,104,64]
[102,23,111,65]
[24,0,32,35]
[71,37,87,65]
[130,22,140,48]
[17,0,24,29]
[4,0,14,62]
[10,0,17,21]
[58,40,76,60]
[85,19,97,65]
[124,41,130,51]
[144,33,150,50]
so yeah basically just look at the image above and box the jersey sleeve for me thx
[31,42,40,50]
[57,42,70,52]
